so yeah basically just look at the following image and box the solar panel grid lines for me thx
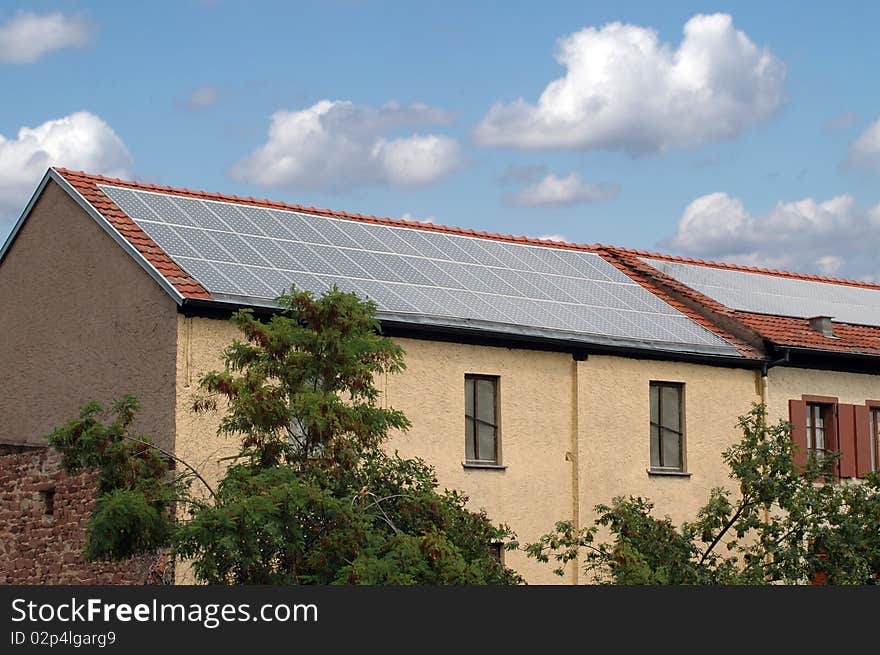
[643,258,880,328]
[97,184,741,353]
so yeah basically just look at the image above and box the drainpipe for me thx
[569,352,587,585]
[759,348,790,406]
[758,348,790,534]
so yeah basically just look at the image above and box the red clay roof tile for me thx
[733,311,880,356]
[55,169,212,301]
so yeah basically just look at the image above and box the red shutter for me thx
[837,404,856,478]
[789,399,808,471]
[854,405,873,477]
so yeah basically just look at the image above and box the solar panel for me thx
[97,184,740,355]
[643,258,880,328]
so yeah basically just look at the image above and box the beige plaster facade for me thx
[0,181,179,450]
[174,315,241,494]
[382,338,577,585]
[765,366,880,421]
[171,320,773,584]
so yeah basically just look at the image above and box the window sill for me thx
[462,461,507,470]
[647,468,692,477]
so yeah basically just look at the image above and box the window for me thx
[806,403,835,460]
[465,375,499,464]
[488,542,503,563]
[39,487,56,517]
[650,382,684,472]
[789,397,845,477]
[871,408,880,473]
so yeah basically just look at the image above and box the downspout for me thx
[758,348,790,530]
[759,348,790,406]
[569,352,587,585]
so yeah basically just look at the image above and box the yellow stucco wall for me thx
[174,316,241,492]
[766,366,880,422]
[0,180,179,449]
[576,356,761,559]
[382,338,577,585]
[174,318,774,585]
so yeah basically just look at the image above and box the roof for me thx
[0,168,750,362]
[609,246,880,292]
[603,246,880,358]
[6,167,880,362]
[733,311,880,357]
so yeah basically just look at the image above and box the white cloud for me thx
[401,212,435,224]
[372,135,462,187]
[537,234,569,242]
[845,119,880,172]
[475,13,785,153]
[183,86,219,111]
[663,192,880,279]
[0,12,94,64]
[231,100,463,192]
[0,111,132,223]
[504,172,618,207]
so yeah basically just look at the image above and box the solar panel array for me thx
[97,184,739,354]
[644,258,880,328]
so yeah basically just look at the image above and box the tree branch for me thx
[123,435,216,499]
[698,493,757,565]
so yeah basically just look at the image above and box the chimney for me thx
[808,316,835,338]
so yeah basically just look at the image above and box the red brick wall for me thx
[0,445,169,584]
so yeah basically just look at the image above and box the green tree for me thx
[525,405,880,584]
[48,286,521,585]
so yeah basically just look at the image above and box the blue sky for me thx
[2,1,880,279]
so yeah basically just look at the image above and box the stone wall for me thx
[0,445,169,584]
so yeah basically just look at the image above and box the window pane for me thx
[650,386,659,424]
[814,426,825,452]
[660,386,680,431]
[465,378,474,418]
[465,419,475,460]
[476,379,496,425]
[814,410,824,430]
[650,424,660,468]
[662,428,681,469]
[477,422,496,462]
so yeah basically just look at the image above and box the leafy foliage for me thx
[49,286,521,585]
[46,397,176,560]
[526,404,880,584]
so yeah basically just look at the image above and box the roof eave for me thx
[179,294,755,365]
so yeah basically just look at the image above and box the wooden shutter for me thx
[854,405,873,477]
[837,404,856,478]
[789,399,808,471]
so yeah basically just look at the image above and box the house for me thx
[1,167,878,584]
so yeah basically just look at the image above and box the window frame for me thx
[801,395,839,475]
[649,381,686,473]
[805,402,832,455]
[464,374,500,466]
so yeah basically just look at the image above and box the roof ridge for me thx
[54,168,601,254]
[599,245,880,291]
